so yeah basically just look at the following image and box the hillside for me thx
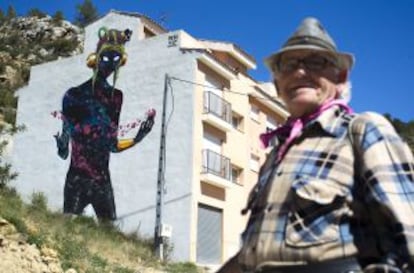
[0,188,202,273]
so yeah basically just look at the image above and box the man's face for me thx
[97,50,123,78]
[273,50,344,118]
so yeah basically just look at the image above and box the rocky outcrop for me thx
[0,216,173,273]
[0,15,84,125]
[0,15,84,63]
[0,217,69,273]
[0,15,84,90]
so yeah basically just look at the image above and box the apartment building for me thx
[11,10,288,267]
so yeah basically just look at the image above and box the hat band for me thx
[284,35,336,52]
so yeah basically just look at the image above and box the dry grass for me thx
[0,188,202,273]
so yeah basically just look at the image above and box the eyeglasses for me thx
[276,54,337,74]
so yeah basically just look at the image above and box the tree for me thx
[0,8,4,23]
[385,113,414,153]
[6,5,16,20]
[52,10,65,24]
[74,0,99,27]
[27,8,47,18]
[0,124,24,189]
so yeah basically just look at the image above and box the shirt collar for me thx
[260,100,353,148]
[308,105,349,137]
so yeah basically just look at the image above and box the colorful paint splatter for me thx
[54,27,155,221]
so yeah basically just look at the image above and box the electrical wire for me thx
[158,74,284,196]
[168,75,281,103]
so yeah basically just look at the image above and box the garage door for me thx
[196,204,222,264]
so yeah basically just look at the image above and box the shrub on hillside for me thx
[45,38,78,56]
[52,11,65,25]
[27,8,47,18]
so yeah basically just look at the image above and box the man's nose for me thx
[293,62,308,76]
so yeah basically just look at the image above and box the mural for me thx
[54,27,156,221]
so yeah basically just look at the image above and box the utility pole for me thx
[154,73,169,260]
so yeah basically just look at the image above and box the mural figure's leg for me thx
[63,171,89,216]
[91,180,116,221]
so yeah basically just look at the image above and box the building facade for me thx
[11,10,288,267]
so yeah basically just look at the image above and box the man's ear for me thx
[337,70,348,83]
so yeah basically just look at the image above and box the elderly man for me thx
[217,17,414,273]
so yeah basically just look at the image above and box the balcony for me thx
[201,149,231,188]
[202,91,232,132]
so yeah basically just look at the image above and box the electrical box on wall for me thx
[160,223,173,238]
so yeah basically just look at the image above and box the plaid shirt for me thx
[239,106,414,273]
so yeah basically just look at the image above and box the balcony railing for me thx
[201,149,230,180]
[203,91,231,124]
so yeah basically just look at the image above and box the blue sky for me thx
[2,0,414,121]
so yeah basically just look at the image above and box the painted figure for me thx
[54,27,155,221]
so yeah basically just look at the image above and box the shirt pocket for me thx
[285,177,348,247]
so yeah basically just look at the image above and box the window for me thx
[231,112,244,131]
[250,154,260,172]
[202,131,230,179]
[205,75,223,96]
[168,34,179,47]
[144,26,156,39]
[203,131,222,153]
[231,165,243,184]
[250,104,260,122]
[203,76,231,123]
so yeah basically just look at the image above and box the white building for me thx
[12,10,288,267]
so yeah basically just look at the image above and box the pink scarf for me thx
[260,99,353,161]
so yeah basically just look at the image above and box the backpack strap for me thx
[346,112,358,147]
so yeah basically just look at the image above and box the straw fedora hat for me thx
[264,17,354,71]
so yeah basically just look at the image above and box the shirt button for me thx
[290,232,300,242]
[267,204,273,212]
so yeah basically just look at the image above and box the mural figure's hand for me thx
[54,131,69,159]
[134,109,156,143]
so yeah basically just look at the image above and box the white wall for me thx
[12,12,200,261]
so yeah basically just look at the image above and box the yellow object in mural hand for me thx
[117,138,135,150]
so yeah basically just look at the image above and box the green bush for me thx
[165,262,201,273]
[45,39,78,56]
[0,161,17,188]
[30,192,48,211]
[0,63,5,74]
[3,110,15,125]
[21,65,31,82]
[5,33,21,48]
[0,124,24,187]
[0,89,16,108]
[56,234,88,270]
[27,231,47,247]
[111,266,135,273]
[89,254,108,272]
[4,214,27,234]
